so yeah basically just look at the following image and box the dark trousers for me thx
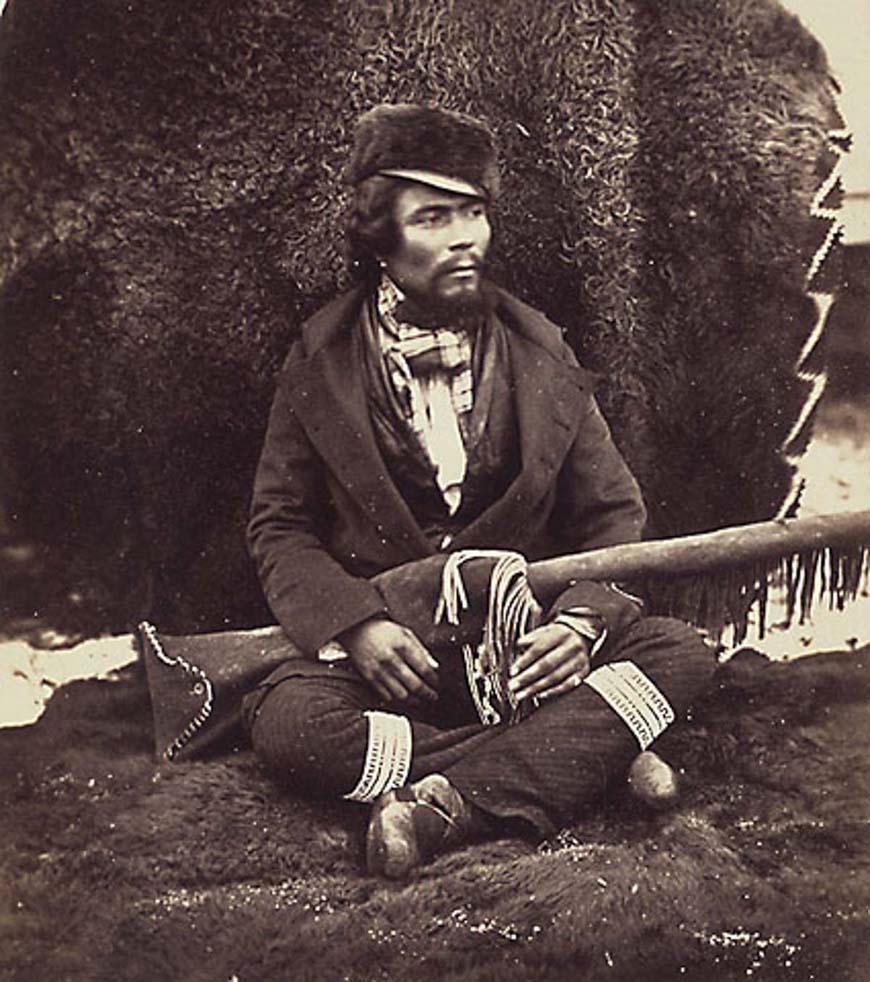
[242,617,715,836]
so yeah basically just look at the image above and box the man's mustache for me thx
[436,256,486,277]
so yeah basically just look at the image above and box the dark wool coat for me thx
[249,285,647,655]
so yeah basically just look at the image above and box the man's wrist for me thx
[320,615,394,662]
[551,607,607,659]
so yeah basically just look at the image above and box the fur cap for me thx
[346,103,500,199]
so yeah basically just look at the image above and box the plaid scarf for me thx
[365,277,478,514]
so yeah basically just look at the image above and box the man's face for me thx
[383,183,492,310]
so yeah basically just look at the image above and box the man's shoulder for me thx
[295,286,367,358]
[491,287,575,363]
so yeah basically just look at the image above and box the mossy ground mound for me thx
[2,647,869,981]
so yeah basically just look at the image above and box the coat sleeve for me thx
[248,347,389,654]
[544,360,648,637]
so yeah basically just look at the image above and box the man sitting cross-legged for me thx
[243,104,715,877]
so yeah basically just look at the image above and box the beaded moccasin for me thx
[366,773,476,878]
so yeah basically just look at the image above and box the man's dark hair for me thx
[345,175,406,282]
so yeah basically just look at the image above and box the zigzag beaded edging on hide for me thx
[776,122,850,518]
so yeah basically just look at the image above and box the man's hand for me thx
[508,623,591,704]
[340,617,440,705]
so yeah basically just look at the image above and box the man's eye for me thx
[466,205,487,219]
[416,211,449,227]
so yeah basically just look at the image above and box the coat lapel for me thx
[284,306,435,560]
[450,323,589,550]
[282,285,591,558]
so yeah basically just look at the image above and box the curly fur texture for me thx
[0,0,846,633]
[2,648,870,980]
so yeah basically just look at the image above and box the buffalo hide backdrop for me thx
[0,0,845,634]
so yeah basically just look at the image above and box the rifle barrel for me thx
[528,509,870,602]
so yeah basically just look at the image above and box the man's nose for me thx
[448,214,487,252]
[448,221,474,251]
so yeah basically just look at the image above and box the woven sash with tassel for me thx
[435,550,543,726]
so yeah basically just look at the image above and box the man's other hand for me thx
[509,623,591,704]
[340,617,440,705]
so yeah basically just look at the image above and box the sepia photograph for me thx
[1,1,869,979]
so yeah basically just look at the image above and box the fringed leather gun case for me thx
[138,510,870,761]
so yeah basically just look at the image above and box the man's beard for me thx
[396,270,491,329]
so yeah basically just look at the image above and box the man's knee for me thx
[612,615,715,663]
[601,614,717,714]
[246,678,371,796]
[627,614,709,645]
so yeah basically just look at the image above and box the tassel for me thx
[434,549,517,626]
[480,553,543,723]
